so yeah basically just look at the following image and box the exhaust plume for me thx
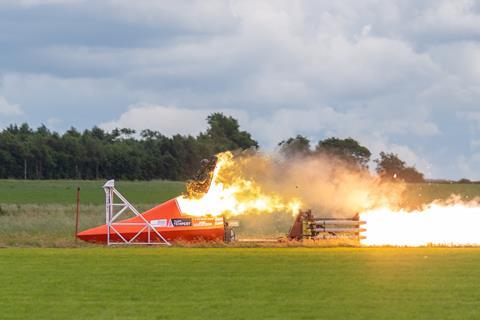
[177,151,405,218]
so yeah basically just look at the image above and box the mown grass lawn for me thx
[1,179,480,207]
[1,247,480,320]
[2,180,480,207]
[1,180,480,247]
[0,179,186,205]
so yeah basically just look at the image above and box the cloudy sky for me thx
[1,0,480,179]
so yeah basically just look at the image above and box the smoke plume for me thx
[217,151,405,218]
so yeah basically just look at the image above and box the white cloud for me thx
[412,0,480,40]
[242,106,438,147]
[0,96,23,116]
[100,102,435,177]
[110,0,236,31]
[3,0,480,178]
[240,106,434,175]
[100,104,248,137]
[16,0,85,7]
[471,139,480,150]
[46,117,62,127]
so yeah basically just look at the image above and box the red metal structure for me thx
[76,180,228,245]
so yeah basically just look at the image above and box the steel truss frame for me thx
[103,180,171,246]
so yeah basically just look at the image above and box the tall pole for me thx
[75,187,80,243]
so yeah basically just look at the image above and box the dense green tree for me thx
[278,135,311,158]
[401,167,425,183]
[0,113,257,180]
[375,152,424,183]
[316,137,371,169]
[205,113,258,152]
[0,115,432,183]
[374,152,405,177]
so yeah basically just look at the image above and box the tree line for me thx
[278,135,424,182]
[0,112,424,182]
[0,113,257,180]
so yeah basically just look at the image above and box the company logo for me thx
[171,218,192,227]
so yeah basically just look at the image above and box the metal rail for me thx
[313,227,367,233]
[314,220,365,225]
[287,210,366,241]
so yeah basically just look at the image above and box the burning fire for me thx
[176,151,480,247]
[176,152,302,217]
[360,200,480,246]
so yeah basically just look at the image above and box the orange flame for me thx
[176,151,480,247]
[176,151,302,217]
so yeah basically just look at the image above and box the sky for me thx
[0,0,480,179]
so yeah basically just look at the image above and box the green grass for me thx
[1,182,480,319]
[0,179,186,205]
[0,204,295,247]
[1,180,480,207]
[0,180,186,246]
[1,247,480,319]
[1,181,480,247]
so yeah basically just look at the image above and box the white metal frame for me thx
[104,180,171,246]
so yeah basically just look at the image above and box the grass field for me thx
[0,180,185,247]
[1,247,480,319]
[2,181,480,319]
[1,180,480,247]
[1,180,479,206]
[0,179,186,205]
[0,179,297,246]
